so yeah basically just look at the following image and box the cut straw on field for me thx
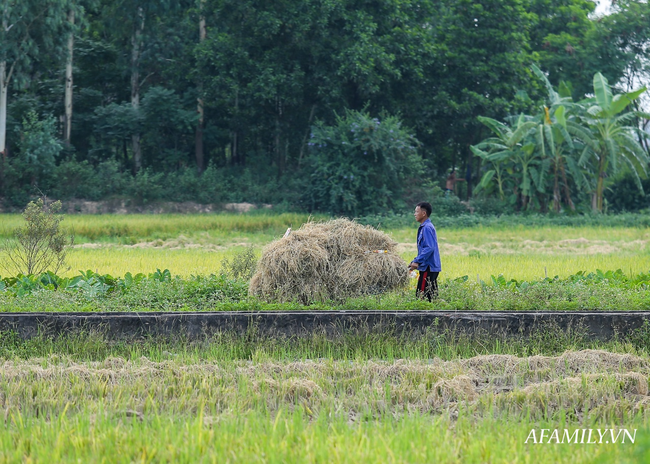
[2,350,648,423]
[250,219,408,303]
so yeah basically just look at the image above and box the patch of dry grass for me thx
[250,219,408,303]
[2,350,648,424]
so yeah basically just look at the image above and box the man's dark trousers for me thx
[416,269,439,301]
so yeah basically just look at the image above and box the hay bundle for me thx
[250,218,408,303]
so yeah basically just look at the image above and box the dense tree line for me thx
[0,0,648,214]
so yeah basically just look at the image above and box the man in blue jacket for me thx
[408,202,441,301]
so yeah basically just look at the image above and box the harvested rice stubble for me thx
[250,219,409,303]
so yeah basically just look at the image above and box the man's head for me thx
[414,202,431,223]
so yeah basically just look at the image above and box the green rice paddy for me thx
[1,212,649,462]
[1,214,640,281]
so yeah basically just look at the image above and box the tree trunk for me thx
[595,154,606,212]
[131,7,145,174]
[230,90,239,166]
[298,104,316,166]
[632,96,650,158]
[496,168,505,200]
[275,97,283,176]
[464,153,472,200]
[464,133,477,200]
[230,131,238,166]
[63,10,75,147]
[639,120,650,158]
[596,173,605,212]
[0,60,7,157]
[195,0,206,173]
[0,9,8,158]
[195,97,204,172]
[275,114,281,173]
[559,159,575,211]
[552,160,560,212]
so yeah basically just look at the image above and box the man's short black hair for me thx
[416,202,432,217]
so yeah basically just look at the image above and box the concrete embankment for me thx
[0,311,649,341]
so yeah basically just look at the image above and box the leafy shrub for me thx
[163,164,230,204]
[431,196,470,217]
[92,102,141,147]
[17,112,61,188]
[223,167,296,204]
[140,86,196,172]
[303,109,423,215]
[435,214,483,228]
[94,159,131,197]
[469,197,514,216]
[1,198,73,275]
[220,247,258,281]
[607,172,650,213]
[52,159,100,200]
[51,158,132,201]
[1,112,62,206]
[127,168,165,205]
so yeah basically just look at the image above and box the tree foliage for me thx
[0,0,75,155]
[0,0,648,213]
[305,110,422,215]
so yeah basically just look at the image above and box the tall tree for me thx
[527,0,650,103]
[62,0,95,148]
[63,8,75,146]
[98,0,177,173]
[197,0,440,172]
[0,0,71,158]
[130,4,145,172]
[195,0,206,173]
[597,0,650,156]
[526,0,597,98]
[426,0,538,196]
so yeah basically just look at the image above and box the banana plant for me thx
[533,104,599,212]
[577,73,649,212]
[472,114,539,208]
[471,145,511,200]
[473,68,649,212]
[517,142,544,209]
[530,65,598,211]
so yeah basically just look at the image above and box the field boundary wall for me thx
[0,311,649,341]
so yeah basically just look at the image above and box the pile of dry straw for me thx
[249,219,409,303]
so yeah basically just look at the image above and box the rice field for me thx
[2,214,641,281]
[1,345,649,463]
[60,242,648,281]
[1,212,650,462]
[0,212,321,244]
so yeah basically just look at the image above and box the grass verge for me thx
[1,271,649,312]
